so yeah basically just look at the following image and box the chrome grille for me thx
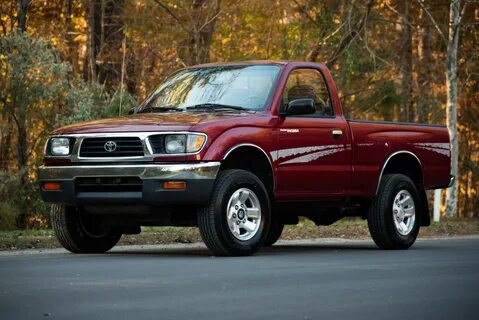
[79,137,144,158]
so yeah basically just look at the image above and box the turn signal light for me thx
[163,181,186,190]
[43,182,61,191]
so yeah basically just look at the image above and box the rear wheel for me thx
[368,174,421,249]
[51,204,121,253]
[198,169,271,256]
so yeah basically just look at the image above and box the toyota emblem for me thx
[104,141,117,152]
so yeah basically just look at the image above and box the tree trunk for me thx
[0,115,12,170]
[197,0,221,64]
[16,111,28,227]
[18,0,29,32]
[417,6,432,123]
[337,0,350,87]
[172,0,221,65]
[336,0,350,117]
[445,0,461,217]
[65,0,76,73]
[17,118,27,181]
[306,0,373,66]
[97,0,125,89]
[399,0,413,122]
[187,0,221,65]
[89,0,102,82]
[16,0,30,227]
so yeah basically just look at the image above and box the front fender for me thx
[202,127,275,163]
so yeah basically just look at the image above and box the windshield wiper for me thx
[137,106,183,114]
[185,103,249,111]
[137,103,251,114]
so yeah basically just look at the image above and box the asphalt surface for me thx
[0,237,478,320]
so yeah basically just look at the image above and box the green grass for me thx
[0,229,59,250]
[1,218,478,251]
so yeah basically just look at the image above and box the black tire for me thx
[51,204,121,253]
[197,169,271,256]
[263,213,284,247]
[368,174,421,250]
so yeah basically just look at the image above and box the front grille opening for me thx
[80,137,144,158]
[76,177,142,193]
[148,135,166,154]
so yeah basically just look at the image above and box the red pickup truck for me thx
[39,61,453,256]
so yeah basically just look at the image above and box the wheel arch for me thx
[376,151,430,226]
[376,151,423,194]
[221,144,275,199]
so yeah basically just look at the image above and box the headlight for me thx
[164,134,206,154]
[50,137,71,156]
[165,135,186,153]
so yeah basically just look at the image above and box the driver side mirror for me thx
[280,98,315,116]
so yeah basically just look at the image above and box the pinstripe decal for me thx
[270,144,346,165]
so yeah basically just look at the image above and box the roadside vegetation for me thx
[1,218,478,251]
[0,32,136,229]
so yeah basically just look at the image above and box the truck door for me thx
[274,68,352,199]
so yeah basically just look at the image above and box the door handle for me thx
[332,129,343,137]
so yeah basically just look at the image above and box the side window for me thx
[282,68,333,117]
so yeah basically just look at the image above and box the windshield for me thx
[137,65,281,112]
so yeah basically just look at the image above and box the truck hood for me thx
[52,111,256,134]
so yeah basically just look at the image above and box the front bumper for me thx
[38,162,221,206]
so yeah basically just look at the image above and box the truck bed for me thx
[347,119,451,198]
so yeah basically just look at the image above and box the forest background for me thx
[0,0,477,230]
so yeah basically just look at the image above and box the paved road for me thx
[1,237,478,320]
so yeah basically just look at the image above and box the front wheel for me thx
[263,213,284,247]
[367,174,421,250]
[51,204,121,253]
[197,169,271,256]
